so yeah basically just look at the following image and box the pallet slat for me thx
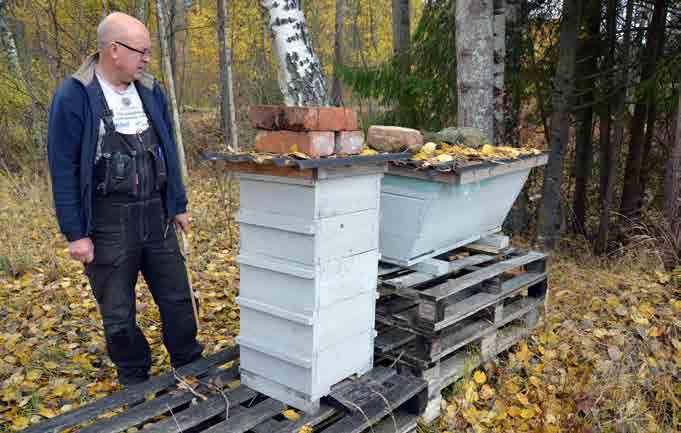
[77,367,239,433]
[202,398,285,433]
[141,386,258,433]
[374,328,416,354]
[420,251,546,302]
[322,374,426,433]
[23,347,240,433]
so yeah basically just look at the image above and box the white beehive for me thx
[380,155,548,266]
[235,165,384,412]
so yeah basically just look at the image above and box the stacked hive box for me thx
[236,106,379,412]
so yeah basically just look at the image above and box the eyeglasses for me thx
[114,40,151,57]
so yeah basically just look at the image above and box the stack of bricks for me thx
[249,106,365,158]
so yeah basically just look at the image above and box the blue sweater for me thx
[48,54,188,242]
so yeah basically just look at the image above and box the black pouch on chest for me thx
[94,114,140,196]
[93,81,166,198]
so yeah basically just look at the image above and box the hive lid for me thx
[202,151,410,170]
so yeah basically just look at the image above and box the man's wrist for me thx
[65,232,87,242]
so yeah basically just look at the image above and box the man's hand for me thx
[69,238,94,264]
[174,213,189,233]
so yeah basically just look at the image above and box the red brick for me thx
[250,105,359,131]
[317,107,348,131]
[336,131,365,154]
[255,130,335,157]
[250,106,318,131]
[344,108,359,130]
[367,125,423,152]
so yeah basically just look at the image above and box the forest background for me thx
[1,0,681,432]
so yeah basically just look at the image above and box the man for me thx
[47,12,203,386]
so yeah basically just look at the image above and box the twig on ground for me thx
[369,385,398,433]
[173,369,208,401]
[166,404,184,433]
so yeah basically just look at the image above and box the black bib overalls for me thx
[85,79,202,385]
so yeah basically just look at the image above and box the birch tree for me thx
[537,0,582,248]
[218,0,238,150]
[456,0,495,143]
[260,0,329,106]
[156,0,188,179]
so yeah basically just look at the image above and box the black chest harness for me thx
[94,78,167,200]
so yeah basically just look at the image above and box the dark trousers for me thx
[86,195,203,384]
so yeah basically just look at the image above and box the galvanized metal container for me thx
[234,165,385,412]
[379,155,548,266]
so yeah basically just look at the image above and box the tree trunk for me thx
[595,0,623,254]
[619,0,666,221]
[456,0,495,143]
[392,0,410,75]
[331,0,344,106]
[537,0,582,248]
[503,0,528,234]
[493,0,505,145]
[156,0,187,180]
[504,0,522,147]
[640,16,667,196]
[260,0,329,106]
[0,0,21,74]
[572,0,600,235]
[167,0,187,109]
[135,0,148,23]
[663,92,681,264]
[218,0,238,151]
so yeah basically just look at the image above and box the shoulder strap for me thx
[94,76,116,134]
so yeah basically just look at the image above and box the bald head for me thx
[95,12,152,86]
[97,12,149,50]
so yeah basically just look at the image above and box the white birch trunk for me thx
[456,0,495,143]
[156,0,188,180]
[260,0,329,106]
[218,0,238,151]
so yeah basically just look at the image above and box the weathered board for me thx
[25,353,427,433]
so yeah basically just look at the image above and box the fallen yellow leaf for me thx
[282,409,300,422]
[508,405,522,417]
[516,392,530,405]
[298,424,314,433]
[473,370,487,385]
[12,416,30,430]
[480,384,496,400]
[520,407,535,419]
[360,148,378,156]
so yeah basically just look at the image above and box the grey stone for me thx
[434,127,491,149]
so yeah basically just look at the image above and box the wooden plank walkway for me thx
[25,350,427,433]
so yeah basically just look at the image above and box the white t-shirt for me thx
[95,74,151,160]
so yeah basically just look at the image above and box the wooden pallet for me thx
[378,249,547,332]
[25,349,427,433]
[375,247,548,422]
